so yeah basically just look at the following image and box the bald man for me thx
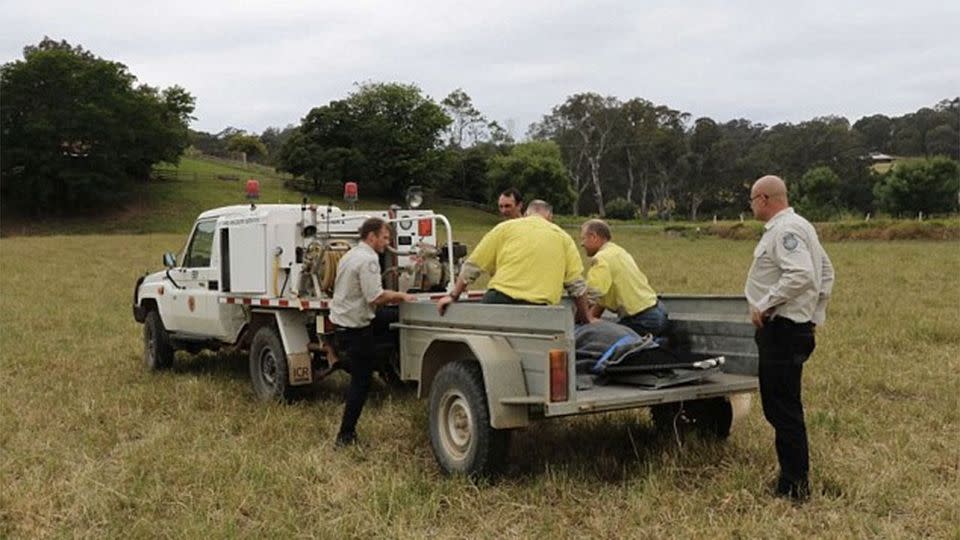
[745,175,835,502]
[437,200,595,324]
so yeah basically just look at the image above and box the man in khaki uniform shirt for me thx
[746,175,835,501]
[330,217,416,447]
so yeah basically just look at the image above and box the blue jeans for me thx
[619,300,669,336]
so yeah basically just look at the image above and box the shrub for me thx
[873,157,960,216]
[605,197,638,220]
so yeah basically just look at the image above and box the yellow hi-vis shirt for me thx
[467,216,583,305]
[586,241,658,317]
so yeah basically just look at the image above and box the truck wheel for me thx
[144,310,174,370]
[249,326,295,402]
[651,397,734,440]
[429,360,511,477]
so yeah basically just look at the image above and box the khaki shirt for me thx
[586,241,658,317]
[330,242,383,328]
[745,208,835,324]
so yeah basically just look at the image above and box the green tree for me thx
[793,166,844,220]
[436,143,505,203]
[1,38,194,215]
[530,93,622,216]
[258,125,297,164]
[442,88,487,148]
[616,99,689,217]
[681,117,729,221]
[487,141,574,213]
[873,157,960,215]
[227,133,268,161]
[853,114,893,153]
[278,82,450,197]
[438,89,512,203]
[925,124,959,158]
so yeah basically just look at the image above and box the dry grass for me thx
[1,231,958,538]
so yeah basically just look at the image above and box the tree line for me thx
[273,86,958,219]
[2,38,957,219]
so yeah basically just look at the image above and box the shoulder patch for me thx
[366,261,380,274]
[782,232,799,251]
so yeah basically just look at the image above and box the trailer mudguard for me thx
[419,334,530,429]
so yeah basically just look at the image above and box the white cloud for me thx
[2,0,957,134]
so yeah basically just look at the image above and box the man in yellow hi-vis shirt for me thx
[437,200,595,324]
[580,219,669,336]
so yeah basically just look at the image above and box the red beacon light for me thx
[245,179,260,200]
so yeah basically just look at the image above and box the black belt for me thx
[770,316,815,329]
[334,324,371,334]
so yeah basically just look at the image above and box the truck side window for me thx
[184,220,216,267]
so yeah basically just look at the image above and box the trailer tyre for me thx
[651,397,734,440]
[429,360,511,477]
[249,326,295,402]
[144,310,175,370]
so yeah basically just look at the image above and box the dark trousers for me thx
[755,316,816,494]
[619,300,670,336]
[334,308,399,437]
[482,288,541,305]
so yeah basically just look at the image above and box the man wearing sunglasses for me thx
[746,175,835,502]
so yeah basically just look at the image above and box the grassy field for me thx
[2,226,958,537]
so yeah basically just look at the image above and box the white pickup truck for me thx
[132,203,466,399]
[396,296,759,476]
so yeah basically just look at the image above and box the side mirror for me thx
[162,252,177,268]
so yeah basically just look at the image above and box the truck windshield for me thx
[184,220,216,267]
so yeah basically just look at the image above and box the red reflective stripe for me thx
[301,300,310,309]
[278,299,289,307]
[259,299,270,306]
[225,297,236,304]
[242,298,252,305]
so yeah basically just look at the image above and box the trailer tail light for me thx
[418,218,432,237]
[549,349,569,402]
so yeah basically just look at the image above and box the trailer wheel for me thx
[429,360,511,477]
[144,310,174,370]
[249,326,295,401]
[651,397,734,440]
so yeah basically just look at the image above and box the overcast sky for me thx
[3,0,958,137]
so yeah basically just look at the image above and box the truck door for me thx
[164,218,221,336]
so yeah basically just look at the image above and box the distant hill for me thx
[0,155,499,236]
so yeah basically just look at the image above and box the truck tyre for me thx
[144,310,175,370]
[429,360,511,477]
[651,397,734,440]
[249,326,295,402]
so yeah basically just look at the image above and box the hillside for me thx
[0,156,499,236]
